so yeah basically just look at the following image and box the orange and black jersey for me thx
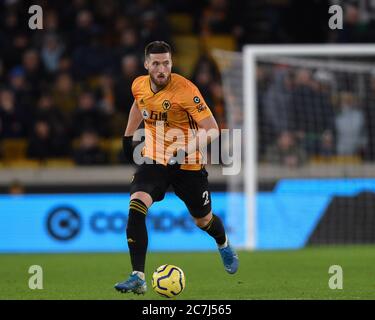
[132,73,213,170]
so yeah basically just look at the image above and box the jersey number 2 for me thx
[202,191,210,206]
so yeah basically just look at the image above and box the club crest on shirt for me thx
[162,100,171,111]
[141,108,150,119]
[196,103,207,112]
[193,96,200,104]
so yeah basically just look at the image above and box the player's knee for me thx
[194,211,213,228]
[130,192,153,208]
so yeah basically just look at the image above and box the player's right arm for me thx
[124,100,142,137]
[123,100,142,163]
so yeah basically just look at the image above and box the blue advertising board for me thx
[0,192,246,253]
[1,179,374,253]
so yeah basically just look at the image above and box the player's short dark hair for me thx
[145,41,171,59]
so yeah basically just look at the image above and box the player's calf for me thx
[197,213,239,274]
[197,213,227,247]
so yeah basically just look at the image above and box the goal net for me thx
[213,45,375,250]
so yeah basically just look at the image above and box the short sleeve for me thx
[180,81,213,123]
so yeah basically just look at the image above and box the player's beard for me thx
[150,73,171,91]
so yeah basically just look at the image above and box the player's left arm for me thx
[168,114,219,166]
[185,115,219,155]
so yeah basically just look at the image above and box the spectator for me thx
[51,72,79,117]
[27,120,60,160]
[139,10,171,46]
[73,130,109,165]
[71,91,110,137]
[336,4,369,43]
[199,0,237,36]
[115,29,143,67]
[320,130,335,157]
[335,92,366,155]
[0,89,27,138]
[41,34,65,73]
[8,179,25,195]
[96,72,116,115]
[0,11,30,70]
[31,9,61,48]
[263,68,292,140]
[33,95,70,156]
[8,66,33,111]
[72,33,112,79]
[22,49,46,96]
[311,70,335,155]
[114,55,141,115]
[57,54,73,74]
[72,10,98,48]
[291,68,335,156]
[265,131,307,167]
[191,55,220,108]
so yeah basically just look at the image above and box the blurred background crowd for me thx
[0,0,374,167]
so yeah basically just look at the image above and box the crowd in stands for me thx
[0,0,374,167]
[258,66,372,167]
[0,0,237,165]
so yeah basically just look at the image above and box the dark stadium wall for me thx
[307,192,375,245]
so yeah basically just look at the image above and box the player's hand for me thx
[122,136,135,164]
[167,149,188,169]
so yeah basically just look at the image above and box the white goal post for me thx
[215,44,375,250]
[243,44,375,250]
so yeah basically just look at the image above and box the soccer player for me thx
[114,41,238,294]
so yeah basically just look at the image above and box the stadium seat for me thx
[310,155,362,165]
[168,14,193,34]
[1,139,27,160]
[45,158,75,167]
[108,138,122,163]
[173,35,200,77]
[5,159,40,168]
[202,35,236,54]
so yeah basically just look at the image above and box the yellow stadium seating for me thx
[202,35,236,54]
[173,35,200,76]
[4,159,40,168]
[1,139,27,160]
[310,155,362,165]
[45,158,75,167]
[168,14,193,34]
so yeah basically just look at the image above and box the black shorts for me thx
[130,161,212,218]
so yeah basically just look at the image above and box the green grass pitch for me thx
[1,245,374,299]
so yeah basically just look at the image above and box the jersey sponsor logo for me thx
[162,99,171,111]
[142,108,150,119]
[149,110,168,121]
[196,104,207,113]
[193,96,200,104]
[145,111,169,126]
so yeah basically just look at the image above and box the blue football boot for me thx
[219,242,239,274]
[114,272,147,295]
